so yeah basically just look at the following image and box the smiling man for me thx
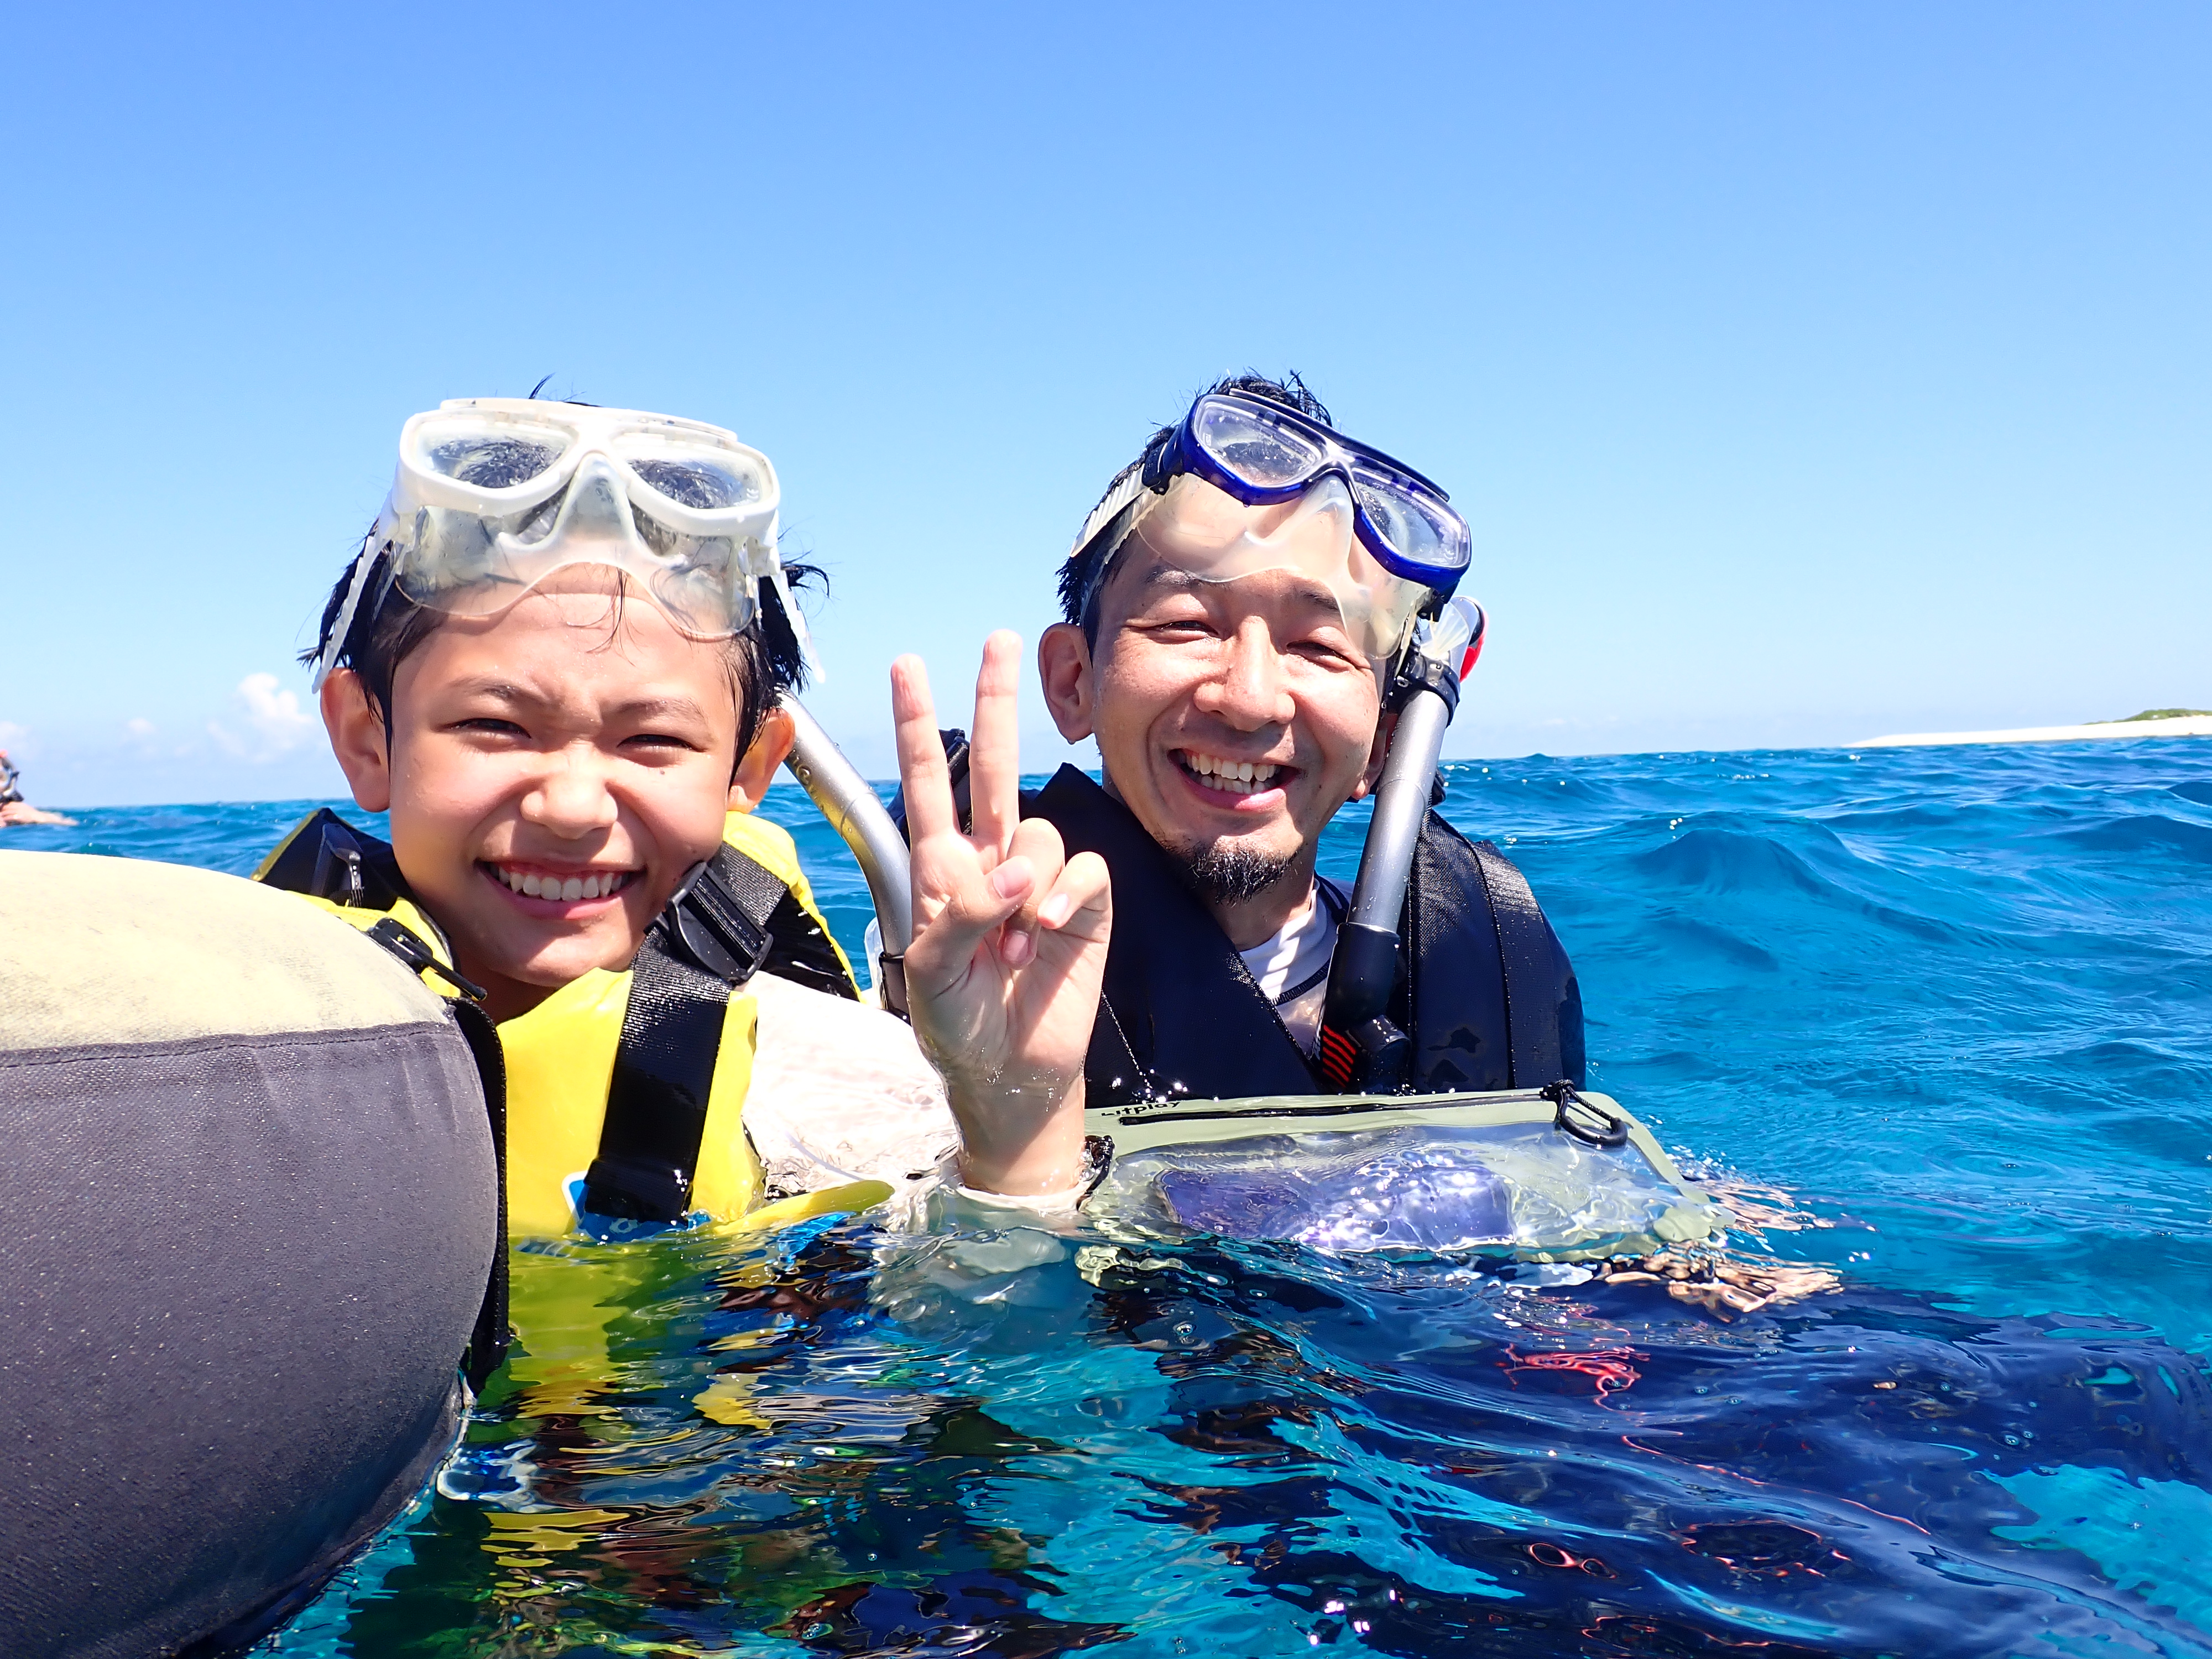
[906,375,1584,1135]
[885,378,1593,1212]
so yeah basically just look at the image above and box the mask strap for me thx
[310,540,385,692]
[1072,494,1160,635]
[764,555,821,682]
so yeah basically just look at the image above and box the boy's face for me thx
[324,570,785,1019]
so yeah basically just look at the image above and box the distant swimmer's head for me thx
[1037,375,1471,917]
[305,397,821,1020]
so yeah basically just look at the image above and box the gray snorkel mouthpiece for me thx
[1317,597,1486,1091]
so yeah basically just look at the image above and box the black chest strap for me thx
[580,847,787,1224]
[351,912,510,1390]
[1025,766,1319,1105]
[1469,838,1566,1088]
[447,999,512,1390]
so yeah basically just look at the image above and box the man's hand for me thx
[893,632,1111,1195]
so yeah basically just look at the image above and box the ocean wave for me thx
[17,740,2212,1655]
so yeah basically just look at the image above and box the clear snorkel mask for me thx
[1068,391,1473,675]
[311,399,813,688]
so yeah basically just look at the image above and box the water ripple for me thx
[18,742,2210,1655]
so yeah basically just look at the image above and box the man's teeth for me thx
[1181,752,1282,796]
[498,867,633,901]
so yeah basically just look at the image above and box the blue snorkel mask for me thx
[1069,390,1473,669]
[1145,392,1472,592]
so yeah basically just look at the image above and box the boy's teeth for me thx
[501,867,629,900]
[1183,752,1280,795]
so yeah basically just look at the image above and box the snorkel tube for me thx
[1317,597,1486,1092]
[780,695,916,1015]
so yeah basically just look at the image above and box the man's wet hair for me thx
[304,541,821,769]
[1056,372,1333,646]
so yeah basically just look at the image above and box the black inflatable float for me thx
[0,851,500,1658]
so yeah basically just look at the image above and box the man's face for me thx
[1045,546,1388,901]
[327,572,750,1016]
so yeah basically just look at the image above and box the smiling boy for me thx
[268,398,959,1238]
[323,569,781,1026]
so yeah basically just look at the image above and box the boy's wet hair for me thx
[304,542,822,767]
[1056,371,1333,647]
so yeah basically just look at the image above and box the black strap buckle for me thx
[365,917,487,1003]
[312,822,366,904]
[875,950,909,1019]
[1542,1079,1627,1149]
[653,852,775,987]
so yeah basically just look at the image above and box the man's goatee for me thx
[1175,843,1297,905]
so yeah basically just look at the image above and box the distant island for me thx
[1857,709,2212,749]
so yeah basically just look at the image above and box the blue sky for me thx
[2,3,2205,806]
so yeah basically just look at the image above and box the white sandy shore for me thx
[1856,716,2212,749]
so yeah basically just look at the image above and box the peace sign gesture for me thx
[891,632,1112,1195]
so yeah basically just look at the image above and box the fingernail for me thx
[1001,927,1034,966]
[1039,892,1073,927]
[989,857,1032,900]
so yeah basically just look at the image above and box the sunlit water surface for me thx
[20,738,2211,1656]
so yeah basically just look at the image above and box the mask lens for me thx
[1193,399,1326,489]
[416,422,571,487]
[1352,470,1467,575]
[629,455,765,511]
[424,434,565,489]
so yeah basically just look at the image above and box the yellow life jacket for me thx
[260,809,888,1239]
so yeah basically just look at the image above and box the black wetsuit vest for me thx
[1024,766,1585,1106]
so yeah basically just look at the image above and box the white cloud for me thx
[124,717,156,740]
[207,672,315,762]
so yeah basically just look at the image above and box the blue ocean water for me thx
[15,737,2210,1655]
